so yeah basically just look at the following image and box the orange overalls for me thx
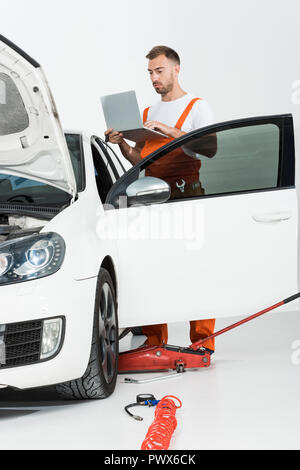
[140,98,216,351]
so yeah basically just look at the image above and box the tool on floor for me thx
[141,395,182,451]
[125,393,159,421]
[123,370,184,384]
[119,292,300,374]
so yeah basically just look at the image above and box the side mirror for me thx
[126,176,171,207]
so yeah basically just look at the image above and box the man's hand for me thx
[144,120,185,139]
[104,128,142,166]
[104,128,125,145]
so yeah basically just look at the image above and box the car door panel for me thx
[105,115,298,328]
[111,189,297,327]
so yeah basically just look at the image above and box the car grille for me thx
[0,320,43,369]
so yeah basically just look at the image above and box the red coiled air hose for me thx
[141,395,182,450]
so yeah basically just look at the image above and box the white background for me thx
[1,1,300,450]
[2,0,300,177]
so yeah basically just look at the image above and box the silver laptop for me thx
[101,90,168,143]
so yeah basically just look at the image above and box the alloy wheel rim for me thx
[99,282,117,383]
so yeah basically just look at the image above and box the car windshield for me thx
[0,133,84,206]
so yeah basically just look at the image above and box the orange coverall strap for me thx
[175,98,201,130]
[140,98,201,159]
[143,107,150,124]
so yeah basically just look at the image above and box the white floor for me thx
[0,308,300,450]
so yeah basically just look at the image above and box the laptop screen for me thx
[101,90,143,131]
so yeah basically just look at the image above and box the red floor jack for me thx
[119,292,300,376]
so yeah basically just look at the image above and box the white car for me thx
[0,35,298,399]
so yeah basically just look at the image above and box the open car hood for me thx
[0,35,76,198]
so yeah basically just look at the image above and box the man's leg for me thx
[141,324,168,346]
[190,319,216,351]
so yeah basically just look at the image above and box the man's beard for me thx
[154,81,173,95]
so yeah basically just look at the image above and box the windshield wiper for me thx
[0,203,60,220]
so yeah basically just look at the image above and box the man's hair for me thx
[146,46,180,65]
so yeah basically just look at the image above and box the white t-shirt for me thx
[144,93,214,159]
[145,93,214,133]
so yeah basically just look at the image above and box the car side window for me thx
[106,115,295,208]
[106,117,293,208]
[91,143,115,203]
[65,133,85,192]
[95,138,126,178]
[141,124,281,200]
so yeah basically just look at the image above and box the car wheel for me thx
[56,268,119,400]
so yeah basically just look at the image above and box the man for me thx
[105,45,216,353]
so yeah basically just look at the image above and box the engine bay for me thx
[0,214,46,243]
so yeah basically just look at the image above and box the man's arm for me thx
[144,120,217,158]
[119,139,144,165]
[104,128,143,165]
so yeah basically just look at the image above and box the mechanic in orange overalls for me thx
[105,46,216,353]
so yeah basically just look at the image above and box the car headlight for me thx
[0,233,65,285]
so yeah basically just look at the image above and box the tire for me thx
[56,268,119,400]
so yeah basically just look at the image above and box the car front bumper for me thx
[0,272,98,389]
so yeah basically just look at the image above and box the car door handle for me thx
[252,211,292,223]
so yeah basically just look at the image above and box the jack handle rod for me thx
[189,292,300,351]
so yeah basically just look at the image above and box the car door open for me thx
[105,114,298,329]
